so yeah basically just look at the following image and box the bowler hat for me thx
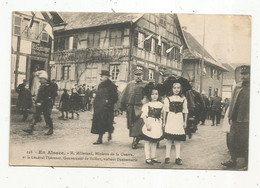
[134,69,143,75]
[240,65,250,74]
[100,70,110,76]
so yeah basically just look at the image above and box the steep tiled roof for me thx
[183,30,228,71]
[59,12,143,30]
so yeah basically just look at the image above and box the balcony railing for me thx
[53,47,130,63]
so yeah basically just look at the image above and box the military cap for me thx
[134,69,143,75]
[240,65,250,74]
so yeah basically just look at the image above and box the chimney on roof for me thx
[182,26,187,31]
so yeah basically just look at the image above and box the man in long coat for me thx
[91,70,118,144]
[222,65,250,168]
[211,92,222,126]
[120,69,148,149]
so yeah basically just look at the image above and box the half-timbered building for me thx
[52,13,186,90]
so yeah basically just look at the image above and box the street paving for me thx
[9,108,246,170]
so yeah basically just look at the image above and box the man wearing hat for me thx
[23,71,54,135]
[91,70,118,144]
[222,65,250,168]
[200,91,210,125]
[120,69,148,149]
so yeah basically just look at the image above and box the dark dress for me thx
[70,92,81,111]
[91,79,118,135]
[19,88,33,110]
[59,92,70,112]
[16,83,26,108]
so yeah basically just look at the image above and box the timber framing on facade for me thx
[51,12,187,91]
[182,30,228,97]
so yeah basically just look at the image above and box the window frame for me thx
[110,29,123,47]
[13,15,22,36]
[88,32,100,48]
[148,69,154,80]
[62,65,71,80]
[41,23,49,43]
[109,64,120,81]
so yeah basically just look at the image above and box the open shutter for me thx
[70,64,75,80]
[56,64,62,80]
[119,62,127,81]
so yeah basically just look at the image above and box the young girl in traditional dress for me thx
[163,81,188,165]
[141,85,163,165]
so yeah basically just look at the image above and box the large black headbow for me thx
[162,76,192,96]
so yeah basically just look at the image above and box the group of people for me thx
[58,85,96,120]
[91,69,203,165]
[16,71,58,135]
[15,64,250,168]
[200,92,227,126]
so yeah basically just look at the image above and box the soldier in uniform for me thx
[221,65,250,168]
[120,69,148,149]
[23,71,54,135]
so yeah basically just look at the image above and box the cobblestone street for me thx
[9,108,245,170]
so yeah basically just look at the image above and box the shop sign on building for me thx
[31,42,50,58]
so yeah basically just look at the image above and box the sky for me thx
[178,14,251,65]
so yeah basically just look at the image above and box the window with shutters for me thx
[110,30,122,47]
[110,65,120,81]
[138,32,145,49]
[144,35,151,52]
[217,70,221,80]
[20,18,40,40]
[41,23,49,42]
[159,14,166,27]
[62,66,71,80]
[148,69,154,80]
[14,16,22,35]
[88,32,100,48]
[73,35,78,49]
[151,38,156,53]
[161,42,167,56]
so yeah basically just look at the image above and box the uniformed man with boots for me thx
[23,71,54,135]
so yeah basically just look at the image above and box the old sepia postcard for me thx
[10,11,251,170]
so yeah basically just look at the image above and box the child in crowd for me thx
[141,84,163,165]
[69,88,80,119]
[163,81,188,165]
[19,84,33,121]
[59,89,70,120]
